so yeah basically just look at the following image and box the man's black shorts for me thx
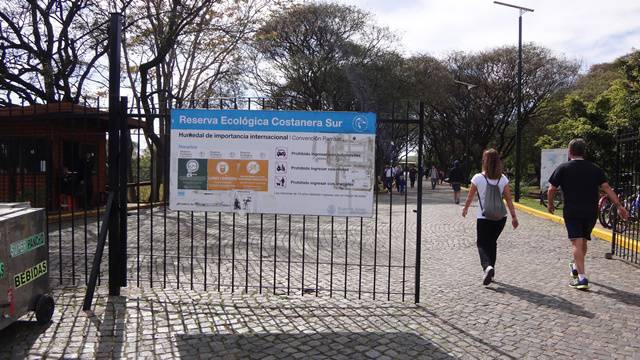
[564,217,597,240]
[451,182,461,192]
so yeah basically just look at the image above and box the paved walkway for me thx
[1,183,639,359]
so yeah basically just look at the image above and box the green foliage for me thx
[535,50,640,175]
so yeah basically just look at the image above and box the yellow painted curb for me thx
[513,202,640,251]
[513,202,567,227]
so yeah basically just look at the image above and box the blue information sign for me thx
[171,109,376,134]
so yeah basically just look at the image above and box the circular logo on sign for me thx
[186,160,199,173]
[216,161,229,175]
[246,161,260,175]
[353,115,369,132]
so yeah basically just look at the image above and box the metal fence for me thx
[2,98,427,303]
[611,131,640,264]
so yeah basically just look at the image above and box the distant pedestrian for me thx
[547,138,628,290]
[462,149,518,286]
[395,165,404,193]
[448,160,464,204]
[429,165,438,190]
[409,166,418,188]
[383,165,394,192]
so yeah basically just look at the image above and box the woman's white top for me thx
[470,173,509,219]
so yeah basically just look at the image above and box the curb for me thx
[461,186,637,251]
[513,202,614,244]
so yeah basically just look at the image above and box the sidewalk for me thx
[1,184,639,359]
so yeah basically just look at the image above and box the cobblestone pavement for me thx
[2,182,640,359]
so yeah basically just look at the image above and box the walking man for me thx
[547,139,628,290]
[429,165,439,190]
[394,164,404,193]
[448,160,464,204]
[383,164,394,192]
[409,166,418,188]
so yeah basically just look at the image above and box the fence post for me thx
[415,101,424,303]
[611,130,621,257]
[119,96,129,286]
[108,12,123,296]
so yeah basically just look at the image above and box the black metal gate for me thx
[2,98,426,304]
[611,131,640,264]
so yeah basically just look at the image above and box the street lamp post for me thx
[494,1,533,202]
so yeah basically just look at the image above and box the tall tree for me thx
[253,2,394,111]
[410,45,579,175]
[536,50,640,176]
[0,0,111,105]
[122,0,277,200]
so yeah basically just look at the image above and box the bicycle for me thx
[598,194,613,229]
[610,186,640,233]
[540,187,563,210]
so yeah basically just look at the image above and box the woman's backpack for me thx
[478,174,507,220]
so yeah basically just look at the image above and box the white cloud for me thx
[330,0,640,69]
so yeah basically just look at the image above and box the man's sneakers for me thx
[569,262,578,280]
[482,266,495,286]
[570,277,590,290]
[569,262,589,290]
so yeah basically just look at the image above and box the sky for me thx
[331,0,640,70]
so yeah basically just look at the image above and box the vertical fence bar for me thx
[164,109,170,289]
[190,212,194,290]
[633,136,639,264]
[44,140,52,283]
[402,102,410,301]
[136,116,141,287]
[287,215,292,295]
[231,213,236,292]
[177,211,181,289]
[301,215,306,295]
[31,138,36,207]
[344,217,348,298]
[612,131,621,256]
[273,214,278,294]
[95,99,101,287]
[107,13,123,296]
[83,100,89,285]
[387,104,395,301]
[151,139,156,288]
[217,212,222,292]
[204,212,208,291]
[118,98,129,288]
[71,112,76,285]
[329,216,334,297]
[373,130,380,300]
[415,101,425,303]
[315,216,320,296]
[358,217,363,299]
[245,213,249,293]
[58,138,63,284]
[259,214,263,293]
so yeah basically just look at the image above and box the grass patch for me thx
[517,196,563,216]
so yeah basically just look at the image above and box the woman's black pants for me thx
[476,217,507,270]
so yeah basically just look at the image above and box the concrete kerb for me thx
[512,202,640,252]
[460,184,618,247]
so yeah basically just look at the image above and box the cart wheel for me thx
[35,294,55,325]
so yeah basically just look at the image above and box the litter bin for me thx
[0,203,54,330]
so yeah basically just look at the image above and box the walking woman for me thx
[462,149,518,285]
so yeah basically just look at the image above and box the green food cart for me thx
[0,203,54,330]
